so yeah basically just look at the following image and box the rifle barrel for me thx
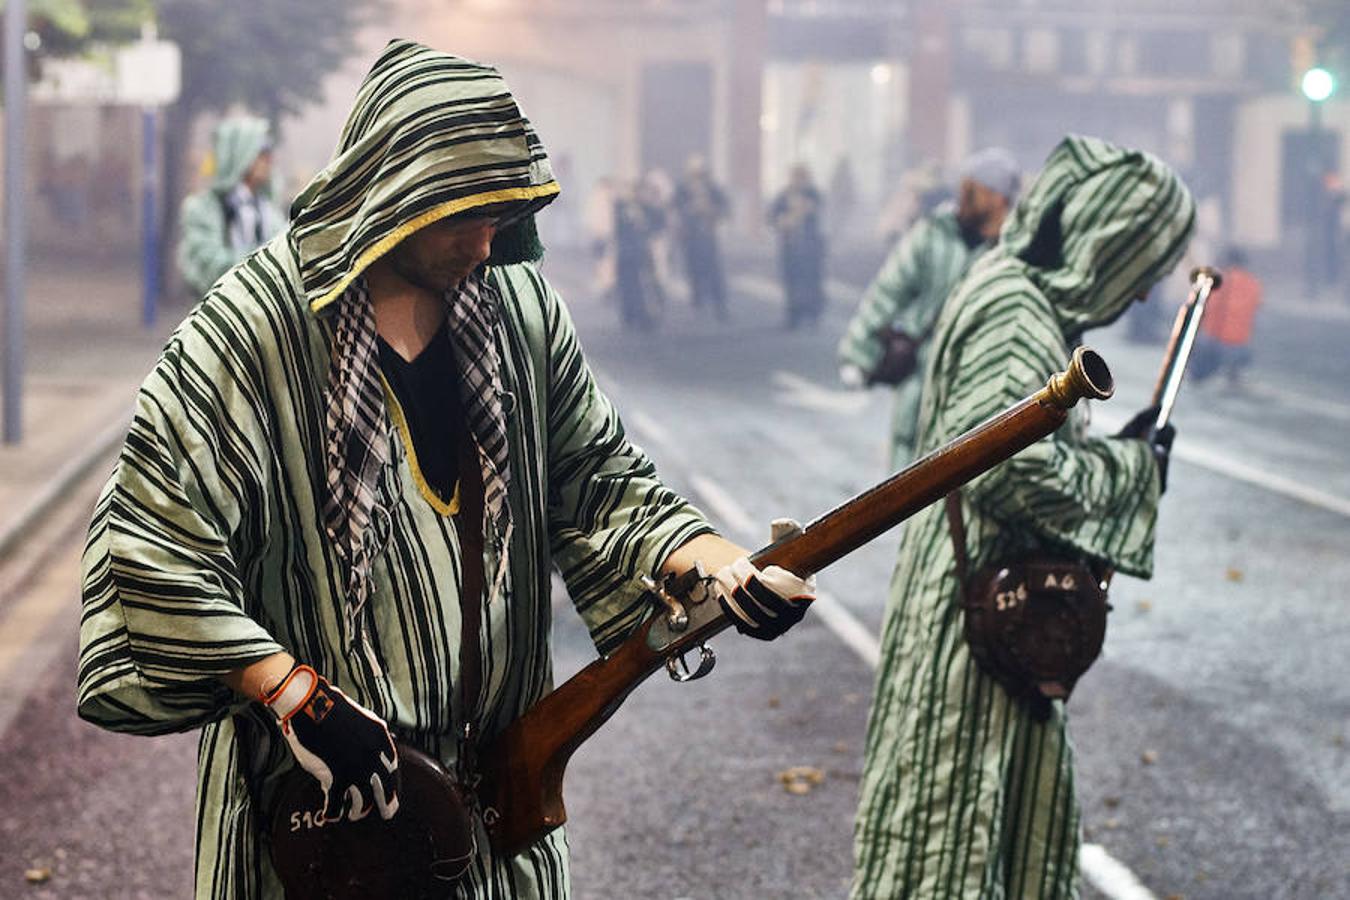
[482,346,1113,857]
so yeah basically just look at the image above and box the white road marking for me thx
[1079,844,1161,900]
[687,474,759,537]
[1240,380,1350,424]
[630,411,1158,900]
[1094,410,1350,520]
[771,370,871,415]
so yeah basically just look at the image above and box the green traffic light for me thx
[1302,67,1336,103]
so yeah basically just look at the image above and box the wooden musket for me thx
[480,346,1115,856]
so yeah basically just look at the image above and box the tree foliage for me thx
[154,0,376,121]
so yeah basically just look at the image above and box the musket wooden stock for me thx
[480,347,1115,856]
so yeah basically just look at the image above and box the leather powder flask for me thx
[268,742,477,899]
[945,492,1110,720]
[268,430,490,898]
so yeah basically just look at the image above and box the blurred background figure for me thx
[838,147,1020,470]
[1311,169,1347,297]
[829,155,860,241]
[612,180,664,331]
[584,176,618,297]
[176,115,283,300]
[641,168,678,300]
[768,163,826,330]
[1192,246,1264,390]
[672,155,730,320]
[875,161,951,248]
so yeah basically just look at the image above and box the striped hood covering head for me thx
[210,115,272,193]
[290,39,559,313]
[288,40,559,661]
[996,134,1196,335]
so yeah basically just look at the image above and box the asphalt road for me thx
[0,252,1346,899]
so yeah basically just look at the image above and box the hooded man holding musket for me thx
[78,41,815,899]
[852,136,1193,899]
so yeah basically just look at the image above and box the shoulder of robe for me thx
[172,232,314,360]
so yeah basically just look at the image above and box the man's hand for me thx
[1114,405,1160,440]
[1114,405,1175,494]
[263,664,400,824]
[713,519,817,641]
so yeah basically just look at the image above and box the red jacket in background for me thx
[1201,267,1262,346]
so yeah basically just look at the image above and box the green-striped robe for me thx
[837,206,984,469]
[852,136,1195,899]
[78,40,712,900]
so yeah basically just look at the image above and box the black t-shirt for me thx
[377,327,463,505]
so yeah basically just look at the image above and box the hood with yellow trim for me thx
[290,39,560,313]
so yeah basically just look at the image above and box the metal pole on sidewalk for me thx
[3,0,27,444]
[141,105,159,326]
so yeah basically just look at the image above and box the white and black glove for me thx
[714,519,817,641]
[263,663,400,823]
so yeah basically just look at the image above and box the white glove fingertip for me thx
[758,564,816,601]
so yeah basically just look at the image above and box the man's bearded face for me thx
[385,202,524,293]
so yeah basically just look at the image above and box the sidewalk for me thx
[0,253,175,560]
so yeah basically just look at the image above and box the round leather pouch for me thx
[962,558,1109,719]
[268,742,477,900]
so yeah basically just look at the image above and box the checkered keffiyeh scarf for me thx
[322,270,513,655]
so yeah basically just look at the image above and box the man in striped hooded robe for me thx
[177,115,286,299]
[837,148,1020,470]
[852,136,1194,899]
[78,40,812,899]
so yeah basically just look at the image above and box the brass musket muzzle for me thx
[1044,347,1115,410]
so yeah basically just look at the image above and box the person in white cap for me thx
[837,148,1020,469]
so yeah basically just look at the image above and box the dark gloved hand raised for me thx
[1114,405,1161,440]
[1113,405,1175,494]
[1150,423,1176,494]
[263,664,400,824]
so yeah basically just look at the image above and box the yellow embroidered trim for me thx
[379,372,461,517]
[308,182,561,314]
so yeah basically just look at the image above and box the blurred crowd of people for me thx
[582,156,839,332]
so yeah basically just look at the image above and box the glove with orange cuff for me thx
[262,663,400,824]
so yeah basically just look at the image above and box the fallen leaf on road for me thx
[778,766,825,795]
[1103,818,1120,830]
[24,868,51,884]
[1141,749,1158,765]
[1155,835,1170,848]
[767,695,781,709]
[1225,568,1244,583]
[833,741,849,754]
[1103,795,1121,808]
[1136,600,1152,613]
